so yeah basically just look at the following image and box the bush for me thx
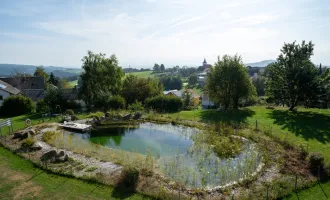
[0,95,34,117]
[128,101,144,112]
[108,95,126,110]
[308,152,325,170]
[65,100,82,110]
[145,95,183,112]
[42,131,56,143]
[65,109,74,115]
[117,167,140,190]
[21,137,35,148]
[36,100,48,113]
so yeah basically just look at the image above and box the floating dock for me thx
[59,122,92,132]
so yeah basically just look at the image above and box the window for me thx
[0,95,3,100]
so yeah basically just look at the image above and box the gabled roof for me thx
[0,80,20,95]
[21,89,45,101]
[163,90,183,98]
[0,76,45,90]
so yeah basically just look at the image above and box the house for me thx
[201,92,215,109]
[197,59,212,87]
[0,76,46,90]
[163,90,183,98]
[0,80,20,106]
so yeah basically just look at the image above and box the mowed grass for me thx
[168,106,330,162]
[68,80,78,87]
[0,147,150,200]
[125,71,154,78]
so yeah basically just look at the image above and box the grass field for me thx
[68,80,78,87]
[125,71,154,78]
[0,147,150,200]
[168,106,330,162]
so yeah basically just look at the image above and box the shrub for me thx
[145,95,183,112]
[117,167,140,191]
[65,109,74,115]
[0,95,34,117]
[21,137,35,148]
[42,131,56,143]
[128,101,144,112]
[308,152,325,170]
[108,95,126,110]
[36,99,49,113]
[65,100,82,110]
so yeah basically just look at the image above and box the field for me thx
[125,71,154,78]
[68,80,78,87]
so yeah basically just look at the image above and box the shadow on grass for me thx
[269,110,330,144]
[111,186,136,199]
[199,108,255,125]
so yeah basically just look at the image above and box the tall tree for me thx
[80,51,124,107]
[252,75,266,96]
[160,64,165,72]
[159,75,183,90]
[48,72,59,86]
[122,75,163,105]
[206,54,254,109]
[188,74,198,88]
[34,66,49,81]
[266,41,316,110]
[153,63,160,73]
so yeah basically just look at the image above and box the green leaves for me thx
[206,54,254,109]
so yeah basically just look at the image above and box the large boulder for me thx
[123,114,131,120]
[133,112,142,120]
[30,143,42,151]
[41,150,69,163]
[41,150,57,162]
[13,131,24,139]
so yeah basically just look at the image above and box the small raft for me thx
[59,122,92,132]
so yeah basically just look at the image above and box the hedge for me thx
[145,95,183,112]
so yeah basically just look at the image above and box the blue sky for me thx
[0,0,329,68]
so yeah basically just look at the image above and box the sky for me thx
[0,0,329,68]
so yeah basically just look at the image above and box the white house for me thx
[202,92,215,109]
[0,80,20,106]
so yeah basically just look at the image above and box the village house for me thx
[0,80,20,106]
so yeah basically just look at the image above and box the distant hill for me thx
[246,60,276,67]
[0,64,82,78]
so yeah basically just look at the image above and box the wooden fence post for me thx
[294,174,298,191]
[256,120,258,131]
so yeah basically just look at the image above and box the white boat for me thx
[59,121,92,132]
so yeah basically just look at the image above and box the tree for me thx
[153,63,160,73]
[252,75,266,96]
[266,41,318,110]
[122,75,163,105]
[34,66,49,81]
[48,72,59,86]
[44,86,65,113]
[0,95,34,117]
[160,64,165,72]
[159,75,183,90]
[79,51,124,107]
[188,74,198,88]
[206,54,254,110]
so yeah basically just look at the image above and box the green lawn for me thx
[168,106,330,162]
[125,71,154,78]
[68,80,78,87]
[0,147,150,200]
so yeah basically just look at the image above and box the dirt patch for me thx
[280,147,312,177]
[11,182,42,200]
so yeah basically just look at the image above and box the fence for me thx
[0,118,13,137]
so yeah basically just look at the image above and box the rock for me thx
[41,150,57,162]
[57,151,65,158]
[13,131,24,139]
[27,129,36,136]
[21,132,29,139]
[71,115,78,121]
[31,143,42,151]
[133,112,142,120]
[123,114,131,120]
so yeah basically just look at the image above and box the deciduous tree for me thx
[206,54,254,110]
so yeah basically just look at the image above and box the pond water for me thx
[88,123,194,157]
[59,122,262,188]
